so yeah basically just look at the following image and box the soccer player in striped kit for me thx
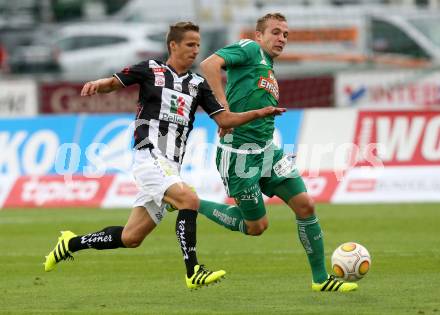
[43,21,285,289]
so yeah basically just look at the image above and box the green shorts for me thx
[216,143,307,220]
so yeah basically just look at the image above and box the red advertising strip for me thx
[301,171,340,202]
[278,76,333,108]
[0,177,16,208]
[353,111,440,166]
[40,78,332,114]
[40,82,138,113]
[4,175,115,208]
[115,181,138,196]
[346,179,376,192]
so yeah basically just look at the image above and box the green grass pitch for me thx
[1,203,439,315]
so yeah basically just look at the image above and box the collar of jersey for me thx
[265,51,273,67]
[165,63,190,79]
[255,44,274,67]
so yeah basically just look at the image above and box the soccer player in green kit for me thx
[199,13,358,292]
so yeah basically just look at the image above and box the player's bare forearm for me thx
[214,106,286,129]
[200,55,229,109]
[80,77,123,96]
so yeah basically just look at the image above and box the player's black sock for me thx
[68,226,126,252]
[175,209,199,277]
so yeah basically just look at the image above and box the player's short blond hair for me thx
[256,13,287,33]
[166,21,199,54]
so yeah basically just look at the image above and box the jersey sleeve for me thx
[215,39,259,67]
[113,60,150,86]
[198,80,225,117]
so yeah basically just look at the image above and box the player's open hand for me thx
[80,81,99,96]
[259,106,286,117]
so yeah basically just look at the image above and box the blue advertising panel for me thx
[0,110,303,176]
[75,114,134,175]
[275,109,303,147]
[0,115,78,175]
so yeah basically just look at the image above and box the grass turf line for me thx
[0,203,439,315]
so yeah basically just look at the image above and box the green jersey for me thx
[215,39,279,148]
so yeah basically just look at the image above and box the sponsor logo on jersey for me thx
[170,94,185,116]
[258,70,279,100]
[235,183,261,204]
[155,77,165,87]
[159,112,189,126]
[188,83,198,97]
[152,67,166,87]
[159,88,193,126]
[159,94,189,126]
[160,89,191,126]
[153,67,167,73]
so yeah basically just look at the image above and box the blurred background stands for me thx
[1,0,440,113]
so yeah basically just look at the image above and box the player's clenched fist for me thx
[80,81,99,96]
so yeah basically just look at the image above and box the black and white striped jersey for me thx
[114,59,225,164]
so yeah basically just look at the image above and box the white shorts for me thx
[132,149,182,224]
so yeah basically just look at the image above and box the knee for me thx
[180,191,200,210]
[121,230,144,248]
[295,199,316,219]
[174,189,200,210]
[246,221,269,236]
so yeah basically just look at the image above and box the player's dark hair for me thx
[166,21,200,54]
[256,13,287,33]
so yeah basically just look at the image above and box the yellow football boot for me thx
[185,265,226,289]
[44,230,77,272]
[312,275,358,292]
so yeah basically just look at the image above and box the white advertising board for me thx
[332,166,440,203]
[0,80,38,117]
[336,71,440,109]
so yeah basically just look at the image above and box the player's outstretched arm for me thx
[80,77,123,96]
[213,106,286,129]
[200,54,229,109]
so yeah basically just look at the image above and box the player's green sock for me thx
[297,215,328,283]
[199,199,247,234]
